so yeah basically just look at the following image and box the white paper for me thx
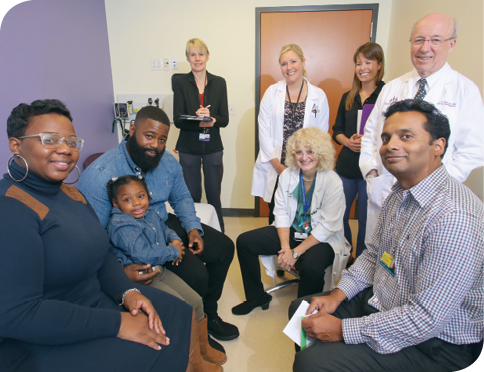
[356,109,362,135]
[283,300,317,347]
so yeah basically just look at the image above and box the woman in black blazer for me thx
[173,38,229,232]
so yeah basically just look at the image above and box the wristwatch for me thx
[291,249,299,259]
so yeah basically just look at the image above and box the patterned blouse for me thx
[281,98,306,164]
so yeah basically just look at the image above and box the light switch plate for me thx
[171,58,178,70]
[151,58,162,71]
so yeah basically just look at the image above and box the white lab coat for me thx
[360,63,484,243]
[251,78,329,202]
[273,168,350,292]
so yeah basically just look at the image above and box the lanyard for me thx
[286,79,305,122]
[300,170,315,221]
[195,73,209,134]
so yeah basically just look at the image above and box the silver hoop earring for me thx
[7,155,29,182]
[63,165,81,185]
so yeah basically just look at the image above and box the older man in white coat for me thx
[360,12,484,244]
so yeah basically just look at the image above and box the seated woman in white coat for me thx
[233,127,350,315]
[251,44,329,225]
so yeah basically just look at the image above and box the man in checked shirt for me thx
[289,99,483,372]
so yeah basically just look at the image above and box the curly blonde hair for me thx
[285,127,335,172]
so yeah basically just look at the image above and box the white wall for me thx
[384,0,484,200]
[104,0,394,210]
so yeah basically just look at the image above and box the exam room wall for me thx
[104,0,394,211]
[0,0,117,176]
[384,0,484,201]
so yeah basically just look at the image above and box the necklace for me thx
[286,79,305,105]
[286,79,305,122]
[194,73,207,85]
[302,177,314,182]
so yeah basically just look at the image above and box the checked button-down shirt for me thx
[337,165,484,354]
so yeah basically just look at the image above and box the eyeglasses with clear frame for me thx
[409,37,455,47]
[18,132,84,151]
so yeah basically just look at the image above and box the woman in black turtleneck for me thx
[0,99,195,372]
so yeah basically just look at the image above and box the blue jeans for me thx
[337,172,367,257]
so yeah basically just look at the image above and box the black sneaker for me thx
[207,316,239,341]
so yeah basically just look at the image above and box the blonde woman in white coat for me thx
[252,44,330,224]
[233,127,350,315]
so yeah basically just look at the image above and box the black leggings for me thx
[179,151,224,232]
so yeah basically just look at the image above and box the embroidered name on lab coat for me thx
[437,101,456,108]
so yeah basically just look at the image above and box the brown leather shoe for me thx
[199,315,227,365]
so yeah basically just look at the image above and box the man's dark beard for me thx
[126,134,165,172]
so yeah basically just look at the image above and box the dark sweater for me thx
[0,162,132,345]
[0,163,192,372]
[173,71,229,155]
[332,81,385,179]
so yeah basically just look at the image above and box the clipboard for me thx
[179,115,212,121]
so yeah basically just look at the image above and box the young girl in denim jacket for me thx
[107,175,184,267]
[106,175,227,369]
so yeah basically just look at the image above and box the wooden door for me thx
[256,5,377,217]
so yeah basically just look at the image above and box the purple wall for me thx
[0,0,117,183]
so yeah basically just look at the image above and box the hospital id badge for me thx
[379,251,395,277]
[294,232,308,241]
[199,133,210,141]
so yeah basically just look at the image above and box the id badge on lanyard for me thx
[379,251,395,277]
[294,229,308,241]
[199,133,210,141]
[294,171,315,241]
[199,127,210,141]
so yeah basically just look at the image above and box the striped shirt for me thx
[338,166,484,354]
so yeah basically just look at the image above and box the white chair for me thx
[165,202,221,232]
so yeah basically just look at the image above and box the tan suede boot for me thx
[188,312,224,372]
[187,311,197,372]
[191,336,223,372]
[198,315,227,365]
